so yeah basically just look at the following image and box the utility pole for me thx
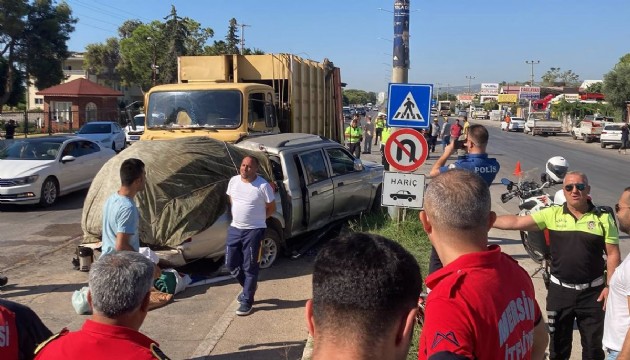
[435,82,443,102]
[525,60,540,116]
[466,75,476,95]
[389,0,410,222]
[238,22,251,55]
[147,37,158,86]
[526,60,540,86]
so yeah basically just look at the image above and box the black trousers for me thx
[348,142,361,159]
[374,128,383,144]
[546,281,605,360]
[380,144,389,170]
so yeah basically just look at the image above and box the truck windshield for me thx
[147,90,242,129]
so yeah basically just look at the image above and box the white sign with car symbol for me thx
[381,171,425,209]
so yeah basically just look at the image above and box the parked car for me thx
[76,121,127,152]
[125,114,145,145]
[342,107,353,121]
[571,116,613,143]
[501,117,525,132]
[0,136,116,206]
[600,123,624,148]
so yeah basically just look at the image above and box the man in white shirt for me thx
[226,156,276,316]
[603,187,630,359]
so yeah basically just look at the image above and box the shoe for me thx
[237,292,246,304]
[236,302,252,316]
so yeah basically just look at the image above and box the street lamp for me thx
[147,36,159,86]
[236,22,251,55]
[466,75,476,95]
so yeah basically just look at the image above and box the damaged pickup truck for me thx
[82,134,384,269]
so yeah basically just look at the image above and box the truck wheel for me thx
[259,228,281,269]
[572,132,577,140]
[370,186,383,214]
[584,136,591,143]
[601,142,606,148]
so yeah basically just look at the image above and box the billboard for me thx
[458,94,474,102]
[480,83,499,95]
[498,94,518,103]
[564,94,580,102]
[519,86,541,100]
[480,95,498,103]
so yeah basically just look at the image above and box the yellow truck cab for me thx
[141,54,343,143]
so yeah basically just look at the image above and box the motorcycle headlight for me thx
[12,175,39,185]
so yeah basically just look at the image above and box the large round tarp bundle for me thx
[81,136,272,248]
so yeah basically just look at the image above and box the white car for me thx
[501,117,525,132]
[600,123,624,148]
[0,136,116,206]
[76,121,126,152]
[125,114,145,145]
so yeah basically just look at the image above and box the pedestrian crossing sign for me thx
[387,83,432,128]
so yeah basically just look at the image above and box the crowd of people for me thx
[3,112,630,360]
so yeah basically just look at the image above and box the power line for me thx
[89,0,152,22]
[74,12,121,27]
[66,0,133,22]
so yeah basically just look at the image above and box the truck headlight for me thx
[12,175,39,185]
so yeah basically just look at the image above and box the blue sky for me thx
[66,0,630,94]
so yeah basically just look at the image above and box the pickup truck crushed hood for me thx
[81,137,273,247]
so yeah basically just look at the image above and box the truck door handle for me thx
[338,182,344,187]
[312,190,318,196]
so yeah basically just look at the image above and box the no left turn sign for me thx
[384,128,428,172]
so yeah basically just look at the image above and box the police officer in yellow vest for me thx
[374,113,386,145]
[380,125,393,171]
[345,117,363,159]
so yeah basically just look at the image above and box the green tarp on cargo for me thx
[81,136,272,248]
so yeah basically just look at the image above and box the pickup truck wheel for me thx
[584,136,591,143]
[259,228,281,269]
[572,132,577,140]
[601,142,606,148]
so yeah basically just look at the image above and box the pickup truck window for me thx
[300,150,329,185]
[326,148,357,176]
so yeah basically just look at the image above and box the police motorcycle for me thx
[499,156,569,288]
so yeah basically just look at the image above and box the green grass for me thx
[349,208,432,359]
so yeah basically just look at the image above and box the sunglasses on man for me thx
[615,204,630,213]
[564,183,586,192]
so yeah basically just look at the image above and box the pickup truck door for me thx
[298,150,334,230]
[325,147,372,219]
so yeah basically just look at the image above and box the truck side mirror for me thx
[264,104,277,128]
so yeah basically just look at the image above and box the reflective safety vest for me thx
[375,119,385,129]
[345,126,363,143]
[381,127,392,144]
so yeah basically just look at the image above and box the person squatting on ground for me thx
[0,299,52,360]
[427,124,500,275]
[101,158,146,254]
[493,171,621,360]
[418,170,548,360]
[226,155,275,316]
[603,187,630,359]
[305,232,422,360]
[34,251,170,360]
[345,117,363,159]
[362,116,374,154]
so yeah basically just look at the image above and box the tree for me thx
[226,18,239,54]
[343,89,371,105]
[161,5,189,84]
[540,67,580,87]
[585,82,603,94]
[118,19,142,39]
[0,0,77,108]
[84,37,120,86]
[118,21,164,92]
[0,58,24,107]
[603,54,630,120]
